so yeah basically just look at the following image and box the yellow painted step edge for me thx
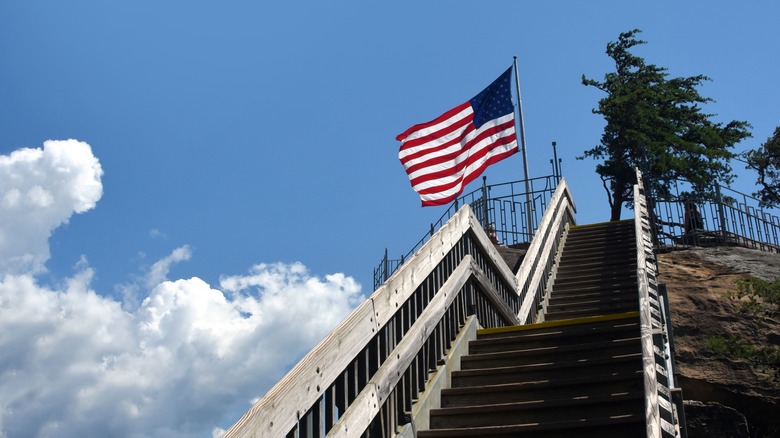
[477,311,641,336]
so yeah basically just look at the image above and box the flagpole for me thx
[514,56,534,239]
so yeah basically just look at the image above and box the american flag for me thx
[397,67,518,206]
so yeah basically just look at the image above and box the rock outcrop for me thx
[658,246,780,437]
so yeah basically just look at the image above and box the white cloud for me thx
[0,252,363,437]
[145,245,193,289]
[0,139,103,275]
[0,143,365,437]
[149,229,167,240]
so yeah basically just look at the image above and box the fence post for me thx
[714,181,728,244]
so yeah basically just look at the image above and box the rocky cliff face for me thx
[658,246,780,437]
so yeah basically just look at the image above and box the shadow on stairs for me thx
[417,220,646,437]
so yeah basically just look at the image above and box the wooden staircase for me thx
[417,220,646,437]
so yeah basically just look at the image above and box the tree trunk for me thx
[610,180,627,221]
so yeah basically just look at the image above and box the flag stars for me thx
[470,67,514,128]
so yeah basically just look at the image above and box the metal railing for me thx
[650,179,780,254]
[374,174,559,290]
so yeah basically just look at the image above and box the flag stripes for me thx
[396,68,518,206]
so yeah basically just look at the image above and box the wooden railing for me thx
[223,179,576,438]
[516,178,576,323]
[635,169,684,438]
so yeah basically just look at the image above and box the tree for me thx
[580,29,752,221]
[744,127,780,208]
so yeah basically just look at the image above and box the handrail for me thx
[224,204,523,437]
[516,177,577,323]
[635,169,683,438]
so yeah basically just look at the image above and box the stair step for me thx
[552,284,636,296]
[471,319,639,352]
[563,241,634,253]
[440,370,644,407]
[547,295,637,310]
[553,282,636,294]
[545,304,639,320]
[562,240,635,251]
[554,271,635,283]
[417,414,645,437]
[551,284,637,298]
[568,224,634,236]
[563,232,635,243]
[461,336,640,369]
[451,353,642,388]
[428,391,644,428]
[548,289,636,304]
[546,304,638,318]
[558,258,636,277]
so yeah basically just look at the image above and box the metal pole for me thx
[481,176,489,229]
[714,181,728,244]
[513,56,533,239]
[383,248,389,283]
[552,141,560,181]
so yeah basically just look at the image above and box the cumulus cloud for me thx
[0,251,363,437]
[0,142,364,437]
[0,139,103,275]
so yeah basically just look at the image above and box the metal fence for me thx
[373,174,560,290]
[649,179,780,254]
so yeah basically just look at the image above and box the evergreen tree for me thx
[744,127,780,208]
[581,29,751,221]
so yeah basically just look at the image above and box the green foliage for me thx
[711,276,780,382]
[726,276,780,317]
[706,335,780,382]
[581,29,752,221]
[744,126,780,208]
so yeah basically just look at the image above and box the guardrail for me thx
[374,175,559,290]
[651,179,780,254]
[224,179,576,438]
[635,169,685,438]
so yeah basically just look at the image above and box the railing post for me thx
[481,176,489,229]
[714,181,728,244]
[383,248,389,284]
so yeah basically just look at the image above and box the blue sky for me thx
[1,1,778,436]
